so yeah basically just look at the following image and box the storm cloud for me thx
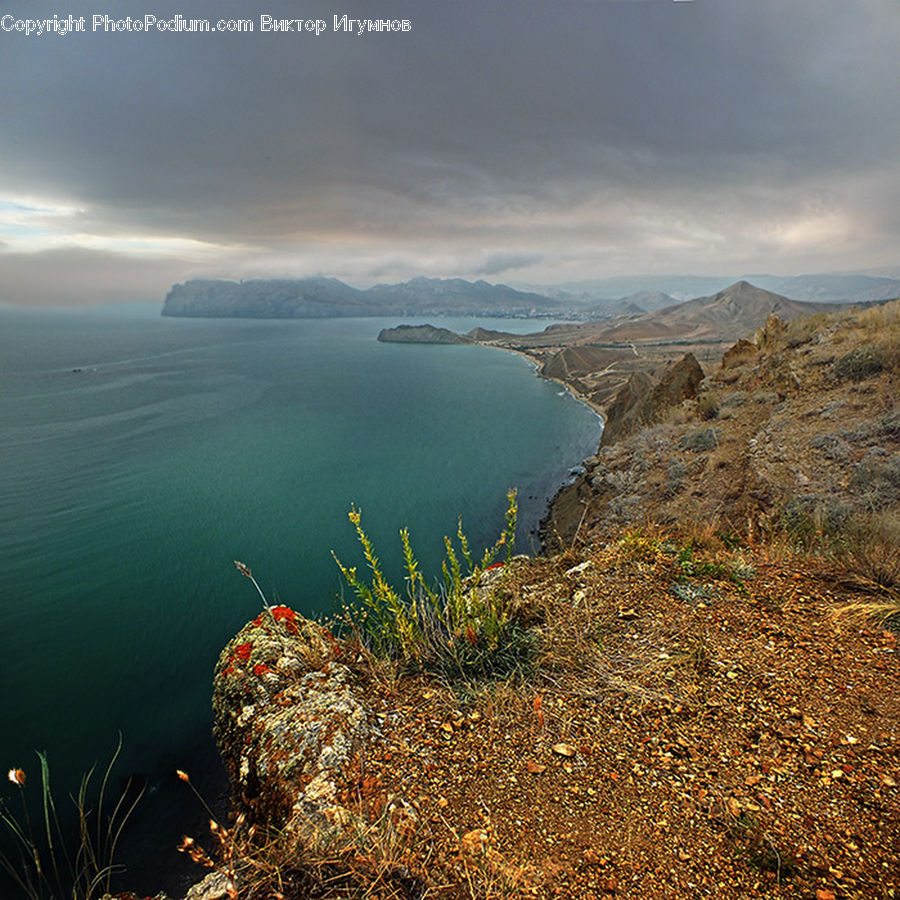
[1,0,898,304]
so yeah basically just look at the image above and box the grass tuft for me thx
[0,736,143,900]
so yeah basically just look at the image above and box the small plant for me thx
[833,345,884,381]
[333,489,533,681]
[673,543,749,595]
[175,770,239,900]
[0,737,143,900]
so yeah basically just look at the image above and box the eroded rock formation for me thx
[212,607,375,843]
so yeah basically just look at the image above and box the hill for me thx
[544,299,900,550]
[631,280,837,340]
[534,272,900,305]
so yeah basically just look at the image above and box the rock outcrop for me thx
[544,299,900,549]
[212,607,375,842]
[599,353,704,447]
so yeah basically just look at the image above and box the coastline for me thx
[467,338,607,554]
[494,342,608,419]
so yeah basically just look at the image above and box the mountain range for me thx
[162,272,900,322]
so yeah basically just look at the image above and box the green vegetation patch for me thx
[334,490,535,682]
[833,345,884,381]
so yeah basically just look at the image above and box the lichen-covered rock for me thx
[183,871,233,900]
[212,607,375,843]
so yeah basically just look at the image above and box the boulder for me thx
[212,608,374,844]
[720,338,759,370]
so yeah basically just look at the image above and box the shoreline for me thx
[468,340,606,556]
[490,341,608,419]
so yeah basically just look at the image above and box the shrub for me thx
[808,433,851,462]
[678,427,719,453]
[850,452,900,509]
[833,345,884,381]
[664,459,687,498]
[696,393,720,421]
[838,513,900,590]
[333,490,534,682]
[878,411,900,440]
[778,495,851,546]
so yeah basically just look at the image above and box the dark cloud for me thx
[478,253,545,276]
[1,0,898,303]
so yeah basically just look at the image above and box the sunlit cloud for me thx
[0,194,246,259]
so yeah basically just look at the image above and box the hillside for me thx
[463,281,852,415]
[544,300,900,550]
[636,281,836,340]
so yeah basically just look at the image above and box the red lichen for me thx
[254,663,271,677]
[271,605,299,635]
[235,642,253,661]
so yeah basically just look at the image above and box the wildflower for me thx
[7,768,25,786]
[253,663,271,677]
[235,643,252,661]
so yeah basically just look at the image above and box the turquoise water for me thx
[0,308,600,893]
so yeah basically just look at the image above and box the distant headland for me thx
[161,276,565,320]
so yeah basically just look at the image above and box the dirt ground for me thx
[348,543,899,900]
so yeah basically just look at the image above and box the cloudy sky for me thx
[1,0,898,305]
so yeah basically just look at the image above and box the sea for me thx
[0,306,601,895]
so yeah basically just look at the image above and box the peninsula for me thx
[376,324,474,344]
[161,276,566,320]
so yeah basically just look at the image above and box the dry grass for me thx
[858,297,900,335]
[831,595,900,632]
[178,795,434,900]
[840,299,900,376]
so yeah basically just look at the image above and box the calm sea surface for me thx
[0,307,600,894]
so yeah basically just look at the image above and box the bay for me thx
[0,307,600,893]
